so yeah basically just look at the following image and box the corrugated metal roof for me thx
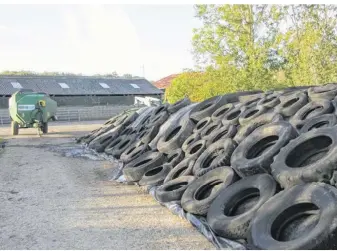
[0,76,163,96]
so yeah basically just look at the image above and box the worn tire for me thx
[139,164,172,186]
[181,133,201,153]
[166,149,185,168]
[231,121,298,177]
[238,106,267,126]
[193,117,212,134]
[275,92,308,117]
[110,134,137,158]
[120,141,150,164]
[234,112,283,144]
[271,127,337,189]
[123,151,166,182]
[300,114,337,134]
[204,124,237,147]
[146,111,169,128]
[164,158,195,183]
[156,176,195,203]
[181,167,238,215]
[207,174,276,239]
[193,138,237,177]
[190,95,228,122]
[88,125,124,152]
[211,103,235,123]
[256,93,280,109]
[308,83,337,101]
[248,183,337,250]
[168,98,191,114]
[221,106,247,126]
[289,99,333,130]
[200,121,222,138]
[184,139,207,161]
[139,126,159,145]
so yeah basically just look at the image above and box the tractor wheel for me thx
[11,121,19,135]
[42,122,48,134]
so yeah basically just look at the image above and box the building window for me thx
[99,83,110,89]
[11,82,22,89]
[58,83,70,89]
[130,83,140,88]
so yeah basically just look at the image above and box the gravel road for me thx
[0,122,213,249]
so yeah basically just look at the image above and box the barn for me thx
[0,75,162,124]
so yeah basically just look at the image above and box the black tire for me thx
[211,103,235,123]
[155,176,195,203]
[184,139,207,160]
[238,106,267,126]
[157,117,195,153]
[139,126,159,145]
[300,114,337,134]
[146,111,169,128]
[11,121,19,135]
[238,93,264,103]
[139,164,172,186]
[234,112,283,144]
[120,141,150,164]
[193,117,212,134]
[207,174,276,239]
[221,106,247,126]
[240,97,263,109]
[104,135,127,155]
[256,93,281,109]
[308,83,337,101]
[88,125,124,152]
[164,158,195,183]
[168,98,191,114]
[149,105,168,120]
[289,99,333,130]
[275,92,308,117]
[166,149,185,168]
[190,95,228,122]
[181,167,237,215]
[204,124,237,147]
[110,134,137,158]
[271,127,337,189]
[42,122,48,134]
[123,151,166,182]
[200,121,222,138]
[248,183,337,250]
[231,121,298,177]
[181,133,201,153]
[193,138,237,177]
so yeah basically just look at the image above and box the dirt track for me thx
[0,121,213,249]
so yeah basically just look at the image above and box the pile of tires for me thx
[78,84,337,249]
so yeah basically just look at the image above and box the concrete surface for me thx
[0,121,214,249]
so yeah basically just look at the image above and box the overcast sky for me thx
[0,5,200,81]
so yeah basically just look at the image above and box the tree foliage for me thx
[166,4,337,103]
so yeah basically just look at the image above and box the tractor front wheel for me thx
[11,121,19,135]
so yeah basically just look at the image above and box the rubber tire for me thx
[88,125,124,152]
[181,133,201,153]
[139,126,159,145]
[238,106,267,126]
[221,106,247,126]
[204,124,237,147]
[104,135,127,155]
[200,121,222,138]
[193,138,237,177]
[300,114,337,134]
[271,126,337,189]
[190,95,228,122]
[157,117,195,153]
[231,121,298,177]
[207,174,276,240]
[168,98,191,114]
[238,93,264,103]
[275,92,308,117]
[155,176,195,203]
[234,112,283,144]
[139,164,172,186]
[11,121,19,135]
[164,158,195,183]
[110,134,137,158]
[166,148,185,168]
[256,93,280,109]
[289,99,333,130]
[120,141,149,164]
[308,83,337,101]
[184,139,207,161]
[211,103,235,123]
[193,117,212,134]
[181,167,238,215]
[123,151,166,182]
[248,183,337,250]
[146,111,169,129]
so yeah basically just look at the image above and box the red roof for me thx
[154,74,180,89]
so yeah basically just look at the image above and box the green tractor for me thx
[9,90,58,136]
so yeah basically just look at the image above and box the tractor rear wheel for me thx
[11,121,19,135]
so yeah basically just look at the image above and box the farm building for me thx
[0,76,163,124]
[0,75,162,108]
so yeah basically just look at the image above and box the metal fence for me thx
[0,105,138,125]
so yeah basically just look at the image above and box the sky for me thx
[0,4,201,81]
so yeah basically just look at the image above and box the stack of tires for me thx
[78,84,337,249]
